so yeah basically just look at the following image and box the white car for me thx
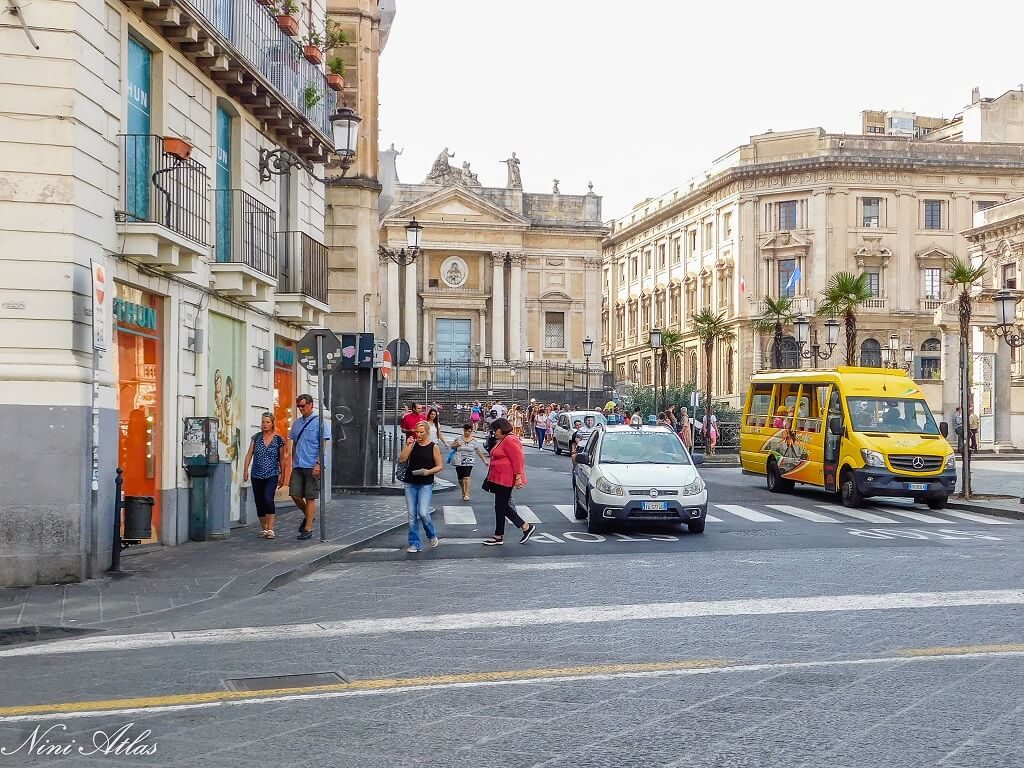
[551,411,608,455]
[571,424,707,534]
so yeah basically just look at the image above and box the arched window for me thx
[688,351,698,384]
[672,354,683,386]
[726,347,735,394]
[771,334,800,369]
[643,359,653,386]
[630,361,640,383]
[920,337,941,379]
[617,363,626,382]
[921,338,940,352]
[860,338,882,368]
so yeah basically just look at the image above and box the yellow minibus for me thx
[740,367,956,508]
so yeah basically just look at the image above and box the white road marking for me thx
[4,648,1024,723]
[4,589,1022,658]
[817,504,896,524]
[516,505,542,523]
[505,562,583,571]
[939,510,1015,526]
[443,506,477,525]
[877,508,946,524]
[713,504,781,522]
[764,504,839,523]
[704,514,724,523]
[554,504,578,522]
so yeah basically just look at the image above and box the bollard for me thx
[108,467,124,573]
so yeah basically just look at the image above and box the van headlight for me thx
[861,449,885,468]
[595,477,624,496]
[679,479,704,496]
[945,454,956,469]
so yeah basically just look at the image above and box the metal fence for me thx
[214,189,277,277]
[278,230,328,304]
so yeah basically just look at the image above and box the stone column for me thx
[508,253,524,360]
[491,252,506,361]
[940,326,959,432]
[994,335,1013,448]
[478,308,487,360]
[385,258,400,343]
[584,257,601,360]
[403,259,418,361]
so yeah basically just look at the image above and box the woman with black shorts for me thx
[450,422,489,501]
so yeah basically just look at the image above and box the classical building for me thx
[0,0,390,584]
[601,127,1024,410]
[379,151,606,377]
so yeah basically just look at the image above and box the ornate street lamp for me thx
[649,328,664,412]
[379,218,423,267]
[582,336,594,410]
[793,315,839,366]
[881,333,914,370]
[525,346,534,404]
[994,289,1024,347]
[484,352,493,394]
[258,105,362,183]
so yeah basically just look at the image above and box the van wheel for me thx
[926,495,948,510]
[840,469,863,508]
[766,460,794,493]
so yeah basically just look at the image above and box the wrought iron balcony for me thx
[276,230,329,324]
[210,189,278,302]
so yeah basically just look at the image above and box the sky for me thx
[379,1,1023,222]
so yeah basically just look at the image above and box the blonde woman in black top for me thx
[398,422,443,553]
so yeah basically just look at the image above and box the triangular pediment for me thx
[759,231,811,251]
[390,186,530,226]
[915,246,954,262]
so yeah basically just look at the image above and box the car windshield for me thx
[599,431,691,465]
[846,397,940,435]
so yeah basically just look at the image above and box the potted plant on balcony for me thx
[302,26,323,64]
[162,135,192,161]
[323,20,350,50]
[273,0,299,36]
[326,57,345,91]
[303,84,322,111]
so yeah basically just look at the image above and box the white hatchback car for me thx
[571,424,707,534]
[551,410,608,454]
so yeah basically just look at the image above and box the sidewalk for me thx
[0,494,408,639]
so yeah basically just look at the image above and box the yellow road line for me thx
[891,643,1024,657]
[0,659,723,718]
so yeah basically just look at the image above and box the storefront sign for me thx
[274,345,295,369]
[91,260,108,351]
[113,298,158,331]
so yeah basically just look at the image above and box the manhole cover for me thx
[224,672,348,692]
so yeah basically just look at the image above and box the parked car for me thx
[571,424,707,534]
[551,410,608,455]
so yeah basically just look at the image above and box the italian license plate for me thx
[907,483,928,492]
[641,502,668,511]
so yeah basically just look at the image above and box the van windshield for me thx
[846,397,939,435]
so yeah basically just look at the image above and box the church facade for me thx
[379,151,607,375]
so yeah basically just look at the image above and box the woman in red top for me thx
[482,417,537,546]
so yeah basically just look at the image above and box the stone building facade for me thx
[601,128,1024,410]
[380,152,606,373]
[0,0,374,584]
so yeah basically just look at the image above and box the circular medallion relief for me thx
[440,256,469,288]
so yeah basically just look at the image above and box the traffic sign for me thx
[381,348,392,379]
[297,328,342,374]
[386,338,411,367]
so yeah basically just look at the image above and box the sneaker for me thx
[406,546,421,553]
[297,529,313,540]
[429,537,439,548]
[482,538,503,546]
[520,524,537,544]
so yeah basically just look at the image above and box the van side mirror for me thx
[939,421,949,438]
[828,417,844,436]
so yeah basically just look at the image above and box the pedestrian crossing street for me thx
[434,501,1016,528]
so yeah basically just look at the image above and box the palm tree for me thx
[945,257,987,498]
[693,309,735,429]
[817,272,873,365]
[656,329,685,410]
[752,295,796,368]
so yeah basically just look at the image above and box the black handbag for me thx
[481,477,495,493]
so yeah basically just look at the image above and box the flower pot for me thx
[326,73,344,92]
[162,136,192,161]
[303,45,322,65]
[275,14,299,36]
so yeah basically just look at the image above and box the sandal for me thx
[265,530,275,539]
[258,529,268,538]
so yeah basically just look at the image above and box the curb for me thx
[946,499,1024,522]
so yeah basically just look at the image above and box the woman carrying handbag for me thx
[481,418,537,546]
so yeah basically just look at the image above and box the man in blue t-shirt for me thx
[289,394,330,540]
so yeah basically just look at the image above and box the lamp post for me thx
[258,105,362,183]
[994,289,1024,347]
[880,333,914,371]
[526,346,534,404]
[649,327,663,413]
[582,336,594,410]
[484,352,492,395]
[793,316,839,367]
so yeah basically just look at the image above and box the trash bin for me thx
[122,496,154,541]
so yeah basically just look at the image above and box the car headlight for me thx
[679,479,704,496]
[595,476,624,496]
[945,454,956,469]
[861,449,885,468]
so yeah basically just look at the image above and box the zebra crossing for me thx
[435,501,1016,528]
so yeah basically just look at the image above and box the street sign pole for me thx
[316,333,327,542]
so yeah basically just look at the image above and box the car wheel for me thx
[586,495,605,533]
[926,494,948,510]
[840,469,863,508]
[766,459,794,493]
[573,485,587,520]
[687,518,706,534]
[553,439,562,456]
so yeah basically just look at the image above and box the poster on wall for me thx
[208,312,246,522]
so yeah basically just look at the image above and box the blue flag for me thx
[785,266,802,293]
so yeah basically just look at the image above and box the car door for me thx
[574,429,599,497]
[556,414,570,447]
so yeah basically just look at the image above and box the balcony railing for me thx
[214,189,277,278]
[278,230,327,304]
[183,0,332,137]
[119,134,209,245]
[862,297,888,310]
[920,298,944,311]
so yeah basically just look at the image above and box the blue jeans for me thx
[404,482,437,549]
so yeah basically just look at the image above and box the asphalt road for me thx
[0,444,1021,767]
